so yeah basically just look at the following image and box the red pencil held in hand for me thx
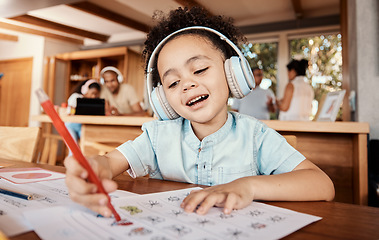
[35,88,123,222]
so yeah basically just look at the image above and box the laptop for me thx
[75,98,105,116]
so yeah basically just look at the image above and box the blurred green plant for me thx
[241,42,278,95]
[289,34,343,103]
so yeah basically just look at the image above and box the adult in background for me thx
[231,67,276,120]
[277,59,314,121]
[100,66,145,116]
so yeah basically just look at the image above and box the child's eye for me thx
[168,81,179,88]
[194,67,208,74]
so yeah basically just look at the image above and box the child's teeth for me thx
[191,96,201,104]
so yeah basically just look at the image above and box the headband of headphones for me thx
[146,26,255,119]
[80,79,97,95]
[100,66,123,84]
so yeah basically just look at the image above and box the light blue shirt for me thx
[232,87,275,120]
[117,112,305,186]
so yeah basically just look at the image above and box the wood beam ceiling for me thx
[67,1,150,33]
[0,21,83,44]
[239,15,340,35]
[174,0,213,15]
[9,14,109,42]
[0,32,18,42]
[291,0,304,19]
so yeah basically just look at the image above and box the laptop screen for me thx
[75,98,105,116]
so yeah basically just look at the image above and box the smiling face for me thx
[103,71,120,94]
[157,34,229,137]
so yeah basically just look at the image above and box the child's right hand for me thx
[64,155,118,217]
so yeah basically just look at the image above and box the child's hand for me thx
[180,177,254,215]
[64,155,117,217]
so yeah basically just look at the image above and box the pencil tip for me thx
[114,218,133,226]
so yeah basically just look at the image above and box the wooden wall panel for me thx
[126,50,145,102]
[278,131,355,203]
[0,57,33,126]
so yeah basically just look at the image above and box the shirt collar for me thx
[183,112,234,149]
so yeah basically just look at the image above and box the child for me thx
[64,7,334,217]
[65,79,101,155]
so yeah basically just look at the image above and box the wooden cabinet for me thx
[44,46,145,106]
[41,47,145,163]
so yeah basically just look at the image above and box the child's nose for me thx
[182,79,197,91]
[183,84,196,91]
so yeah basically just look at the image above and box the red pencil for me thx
[35,88,121,222]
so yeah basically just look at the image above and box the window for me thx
[289,34,343,117]
[241,42,278,95]
[233,33,342,120]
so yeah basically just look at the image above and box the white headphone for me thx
[146,26,255,120]
[80,79,97,95]
[100,66,124,84]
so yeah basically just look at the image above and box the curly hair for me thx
[142,7,245,87]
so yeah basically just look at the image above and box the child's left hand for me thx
[180,177,254,215]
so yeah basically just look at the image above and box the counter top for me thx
[31,114,156,126]
[32,115,369,134]
[261,120,369,134]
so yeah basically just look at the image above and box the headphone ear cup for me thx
[117,74,123,83]
[224,58,242,98]
[151,86,180,120]
[224,56,253,98]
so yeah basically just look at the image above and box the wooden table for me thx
[32,115,370,205]
[3,158,379,240]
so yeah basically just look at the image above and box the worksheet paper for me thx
[24,187,321,240]
[0,168,65,184]
[0,178,136,237]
